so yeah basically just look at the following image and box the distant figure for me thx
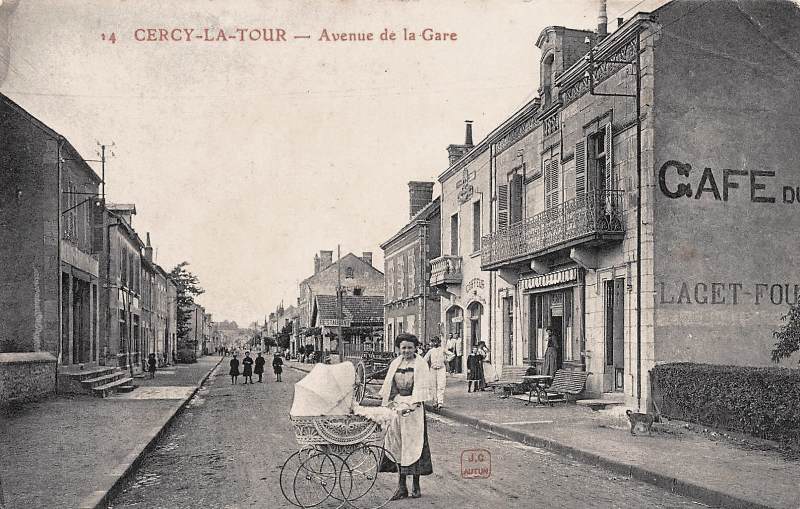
[147,353,157,379]
[273,352,284,382]
[423,336,448,408]
[445,334,457,374]
[229,355,240,384]
[254,352,266,383]
[543,329,559,379]
[242,351,254,384]
[477,341,497,390]
[466,347,482,393]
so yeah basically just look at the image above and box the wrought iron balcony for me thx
[430,255,463,287]
[481,190,625,270]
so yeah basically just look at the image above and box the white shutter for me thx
[498,183,509,229]
[545,159,559,209]
[575,140,586,198]
[604,123,614,190]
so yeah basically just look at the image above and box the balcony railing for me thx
[430,255,463,286]
[481,190,625,269]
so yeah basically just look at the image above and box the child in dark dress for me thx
[466,347,482,393]
[229,355,240,384]
[272,353,283,382]
[147,353,157,379]
[254,353,266,383]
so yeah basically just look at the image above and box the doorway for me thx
[604,278,625,392]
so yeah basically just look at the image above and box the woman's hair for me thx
[477,340,486,348]
[430,336,441,346]
[394,332,420,348]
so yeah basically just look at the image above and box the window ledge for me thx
[469,251,481,259]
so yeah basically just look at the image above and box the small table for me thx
[523,375,552,406]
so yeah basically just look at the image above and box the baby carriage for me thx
[281,361,400,509]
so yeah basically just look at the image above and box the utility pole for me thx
[337,244,343,358]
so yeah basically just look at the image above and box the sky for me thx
[1,0,666,326]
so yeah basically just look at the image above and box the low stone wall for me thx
[0,352,57,405]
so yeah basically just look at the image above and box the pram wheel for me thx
[292,449,341,508]
[338,444,399,509]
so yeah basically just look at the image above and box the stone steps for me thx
[80,371,126,389]
[92,377,135,398]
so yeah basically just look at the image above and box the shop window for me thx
[468,302,483,348]
[502,297,514,365]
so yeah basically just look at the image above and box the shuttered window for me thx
[472,200,481,253]
[450,213,459,256]
[509,173,523,224]
[575,140,586,198]
[604,122,614,190]
[544,158,560,210]
[497,184,509,230]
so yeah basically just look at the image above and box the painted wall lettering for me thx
[658,160,790,204]
[658,281,800,306]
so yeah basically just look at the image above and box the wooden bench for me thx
[486,366,532,397]
[540,369,589,405]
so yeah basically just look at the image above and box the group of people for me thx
[228,351,283,384]
[466,341,497,393]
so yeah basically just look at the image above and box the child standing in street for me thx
[466,347,482,393]
[242,352,254,384]
[272,352,284,382]
[229,354,240,384]
[254,352,266,383]
[147,353,157,379]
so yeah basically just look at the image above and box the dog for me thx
[626,409,655,436]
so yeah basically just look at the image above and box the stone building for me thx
[478,0,800,410]
[381,182,441,350]
[0,93,102,400]
[97,203,144,371]
[0,93,103,365]
[140,233,174,367]
[434,121,511,373]
[298,250,384,351]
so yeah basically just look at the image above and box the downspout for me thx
[488,143,494,365]
[420,222,428,344]
[635,30,643,410]
[56,137,64,391]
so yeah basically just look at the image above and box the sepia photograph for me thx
[1,0,799,507]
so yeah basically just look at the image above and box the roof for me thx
[300,252,384,287]
[107,203,137,214]
[313,295,384,325]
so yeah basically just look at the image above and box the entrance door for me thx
[604,278,625,392]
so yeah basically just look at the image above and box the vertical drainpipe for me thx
[635,29,643,410]
[420,222,427,344]
[56,137,64,391]
[488,143,494,364]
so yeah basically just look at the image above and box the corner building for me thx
[480,0,800,410]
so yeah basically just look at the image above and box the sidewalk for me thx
[288,361,800,509]
[0,355,222,509]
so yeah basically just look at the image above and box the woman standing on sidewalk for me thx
[378,333,433,500]
[477,341,497,390]
[229,354,240,384]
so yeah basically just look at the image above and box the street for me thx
[110,363,702,509]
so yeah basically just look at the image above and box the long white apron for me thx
[383,395,425,467]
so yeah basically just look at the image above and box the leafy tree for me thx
[278,322,293,350]
[772,301,800,364]
[169,262,205,357]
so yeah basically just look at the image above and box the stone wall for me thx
[0,352,57,405]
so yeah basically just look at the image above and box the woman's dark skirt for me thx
[378,410,433,476]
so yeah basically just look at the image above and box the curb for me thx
[78,357,224,509]
[431,406,777,509]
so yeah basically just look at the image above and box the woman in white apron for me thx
[378,333,433,500]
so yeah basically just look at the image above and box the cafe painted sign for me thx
[658,160,800,205]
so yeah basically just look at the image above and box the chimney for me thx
[314,253,321,274]
[320,250,334,269]
[144,232,153,262]
[408,181,434,219]
[362,251,373,267]
[446,120,475,166]
[597,0,608,38]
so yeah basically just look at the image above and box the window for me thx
[353,287,363,296]
[543,157,560,210]
[450,213,459,256]
[584,122,613,193]
[509,173,523,223]
[472,200,481,253]
[345,267,354,279]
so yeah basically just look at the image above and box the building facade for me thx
[479,0,800,410]
[381,182,441,350]
[434,122,511,373]
[0,94,102,367]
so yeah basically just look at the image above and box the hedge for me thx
[176,347,197,364]
[651,363,800,444]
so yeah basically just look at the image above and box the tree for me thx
[278,322,293,350]
[169,262,205,361]
[772,301,800,364]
